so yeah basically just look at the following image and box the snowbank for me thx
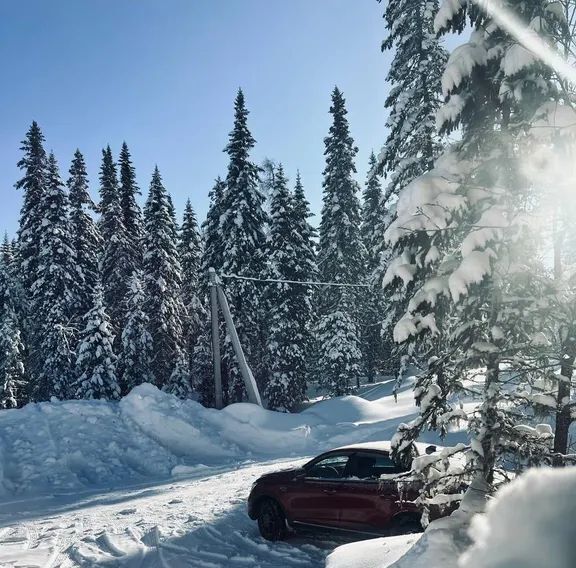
[461,467,576,568]
[0,381,465,499]
[326,534,420,568]
[328,476,489,568]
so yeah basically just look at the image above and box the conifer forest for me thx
[2,1,576,567]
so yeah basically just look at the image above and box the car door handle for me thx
[322,489,336,495]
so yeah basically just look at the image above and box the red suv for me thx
[248,442,424,541]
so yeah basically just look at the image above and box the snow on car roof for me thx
[332,440,436,455]
[332,441,393,453]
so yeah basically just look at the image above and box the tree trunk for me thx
[553,330,576,465]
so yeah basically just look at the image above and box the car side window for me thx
[347,452,403,481]
[305,454,350,480]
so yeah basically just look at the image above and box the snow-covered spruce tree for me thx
[98,146,127,333]
[316,87,365,392]
[191,319,216,406]
[68,149,102,319]
[291,172,319,396]
[164,351,193,399]
[318,87,365,305]
[315,291,363,396]
[143,167,187,389]
[74,283,120,400]
[1,234,15,267]
[219,89,267,402]
[119,142,143,277]
[117,270,155,392]
[387,1,566,485]
[0,304,26,409]
[375,0,448,380]
[377,0,447,197]
[0,259,26,408]
[200,177,226,283]
[15,121,47,291]
[259,157,277,217]
[263,165,316,410]
[196,178,226,406]
[360,152,389,381]
[179,199,205,369]
[32,153,77,400]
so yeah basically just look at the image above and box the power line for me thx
[220,272,370,289]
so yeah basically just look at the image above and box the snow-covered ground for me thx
[0,379,465,566]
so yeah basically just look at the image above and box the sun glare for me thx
[475,0,576,86]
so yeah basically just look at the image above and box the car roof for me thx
[331,441,393,453]
[329,440,432,455]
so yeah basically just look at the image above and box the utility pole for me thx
[216,285,263,407]
[208,268,223,409]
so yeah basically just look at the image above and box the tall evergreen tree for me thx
[1,234,15,266]
[33,153,77,400]
[119,142,143,276]
[360,152,388,382]
[118,270,155,392]
[98,146,127,332]
[74,283,120,400]
[387,0,565,485]
[361,152,384,273]
[264,165,316,410]
[315,293,363,397]
[200,177,226,301]
[219,89,267,402]
[68,149,101,318]
[15,121,47,290]
[375,0,448,382]
[292,171,319,383]
[0,259,26,408]
[143,167,186,388]
[180,199,204,368]
[318,87,366,306]
[316,87,365,392]
[378,0,447,198]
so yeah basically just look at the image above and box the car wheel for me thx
[389,513,423,536]
[257,499,287,541]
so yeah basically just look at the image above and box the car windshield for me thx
[305,454,350,479]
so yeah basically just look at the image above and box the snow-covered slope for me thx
[0,379,462,500]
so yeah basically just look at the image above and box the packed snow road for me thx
[0,458,412,568]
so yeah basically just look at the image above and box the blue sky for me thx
[2,1,404,235]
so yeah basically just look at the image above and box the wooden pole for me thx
[208,268,223,409]
[216,284,263,407]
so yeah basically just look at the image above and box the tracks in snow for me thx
[0,458,350,567]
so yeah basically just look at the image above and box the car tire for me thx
[257,499,287,541]
[389,513,423,536]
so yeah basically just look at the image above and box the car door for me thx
[286,452,351,527]
[336,451,405,532]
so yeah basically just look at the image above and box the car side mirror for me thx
[294,469,306,480]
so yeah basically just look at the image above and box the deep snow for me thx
[0,379,465,566]
[0,379,461,500]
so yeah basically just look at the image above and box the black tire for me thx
[257,499,287,541]
[388,514,423,536]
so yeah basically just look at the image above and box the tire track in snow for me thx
[1,459,344,567]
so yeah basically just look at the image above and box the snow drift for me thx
[0,380,463,499]
[461,467,576,568]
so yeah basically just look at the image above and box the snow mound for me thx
[0,381,465,499]
[460,468,576,568]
